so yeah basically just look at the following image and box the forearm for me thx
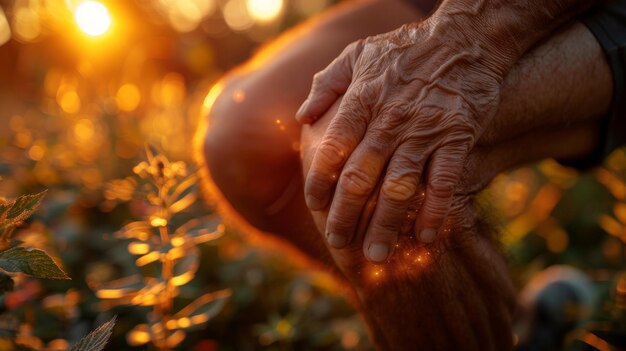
[480,21,612,146]
[435,0,595,75]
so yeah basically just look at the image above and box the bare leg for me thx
[300,98,599,350]
[196,0,426,269]
[196,12,609,265]
[196,11,610,349]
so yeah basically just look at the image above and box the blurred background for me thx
[0,0,624,350]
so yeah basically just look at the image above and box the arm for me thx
[299,21,608,349]
[299,16,611,263]
[435,0,595,77]
[295,0,601,263]
[480,21,611,146]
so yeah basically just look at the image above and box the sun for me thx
[74,1,111,37]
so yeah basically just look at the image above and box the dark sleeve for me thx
[563,0,626,169]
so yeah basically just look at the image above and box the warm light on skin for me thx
[74,1,111,37]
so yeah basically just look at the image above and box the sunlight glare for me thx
[74,1,111,36]
[246,0,283,23]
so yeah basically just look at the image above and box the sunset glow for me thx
[74,1,111,36]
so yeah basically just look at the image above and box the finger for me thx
[363,143,424,262]
[416,142,469,243]
[304,91,371,211]
[296,40,364,124]
[325,131,394,248]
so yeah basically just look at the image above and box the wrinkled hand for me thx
[296,17,506,262]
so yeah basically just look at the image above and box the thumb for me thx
[296,40,363,124]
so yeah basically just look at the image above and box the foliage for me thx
[0,0,624,349]
[70,317,116,351]
[0,246,68,281]
[484,151,626,350]
[95,147,231,350]
[0,188,115,350]
[0,190,69,288]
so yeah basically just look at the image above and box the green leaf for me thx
[70,316,116,351]
[0,246,69,280]
[0,191,47,241]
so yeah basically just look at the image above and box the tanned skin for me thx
[296,0,598,262]
[196,0,611,349]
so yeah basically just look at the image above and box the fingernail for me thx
[367,243,389,262]
[420,228,437,243]
[306,194,326,210]
[327,233,347,248]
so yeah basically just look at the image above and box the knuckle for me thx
[445,114,478,136]
[382,176,417,202]
[380,106,409,130]
[311,71,327,90]
[349,83,377,110]
[371,213,400,234]
[344,41,361,58]
[317,140,346,167]
[340,167,376,197]
[364,131,394,153]
[422,200,449,222]
[428,174,456,199]
[327,212,354,231]
[306,170,333,194]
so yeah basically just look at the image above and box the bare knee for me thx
[197,76,302,228]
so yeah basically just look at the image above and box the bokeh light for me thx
[223,0,254,31]
[1,0,625,350]
[246,0,284,23]
[0,7,11,46]
[74,1,111,36]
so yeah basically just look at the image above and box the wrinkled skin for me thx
[298,95,600,350]
[300,97,517,350]
[296,0,595,263]
[297,17,504,261]
[198,1,611,346]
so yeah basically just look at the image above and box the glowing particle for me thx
[74,1,111,37]
[232,89,245,103]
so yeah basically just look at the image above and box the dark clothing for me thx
[580,0,626,166]
[405,0,626,167]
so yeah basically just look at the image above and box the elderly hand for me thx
[296,16,506,262]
